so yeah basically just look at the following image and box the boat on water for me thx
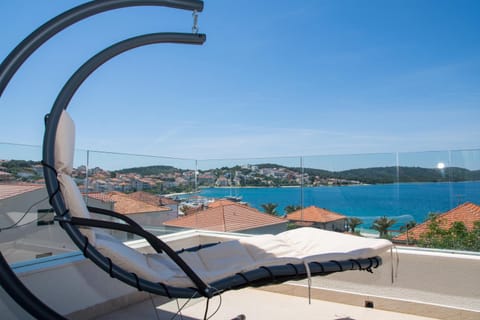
[180,195,214,207]
[224,195,243,202]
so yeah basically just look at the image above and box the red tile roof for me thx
[287,206,346,223]
[87,192,115,204]
[128,191,178,206]
[164,201,286,232]
[87,191,169,215]
[0,183,44,201]
[208,199,245,208]
[394,202,480,242]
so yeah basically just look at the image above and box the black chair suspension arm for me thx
[63,216,165,253]
[87,206,151,232]
[42,32,205,250]
[41,32,209,297]
[0,0,203,98]
[43,32,205,216]
[0,0,210,312]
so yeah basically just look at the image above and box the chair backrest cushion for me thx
[57,173,95,242]
[54,110,76,175]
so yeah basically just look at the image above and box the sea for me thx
[199,181,480,230]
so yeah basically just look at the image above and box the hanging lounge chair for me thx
[0,1,390,318]
[28,0,391,305]
[42,110,393,300]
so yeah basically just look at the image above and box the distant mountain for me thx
[114,164,480,185]
[293,167,332,179]
[292,166,480,184]
[114,165,179,176]
[5,158,479,185]
[338,166,480,184]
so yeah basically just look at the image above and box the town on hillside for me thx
[2,179,479,255]
[1,159,479,253]
[4,159,480,195]
[0,160,363,194]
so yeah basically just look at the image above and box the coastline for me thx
[198,181,480,228]
[164,191,200,198]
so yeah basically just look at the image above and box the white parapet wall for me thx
[0,231,479,319]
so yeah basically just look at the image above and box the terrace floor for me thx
[95,287,440,320]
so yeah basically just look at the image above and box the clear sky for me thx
[1,0,479,167]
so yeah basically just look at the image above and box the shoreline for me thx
[198,180,480,189]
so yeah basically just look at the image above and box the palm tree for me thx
[347,217,363,233]
[371,216,397,238]
[400,220,417,245]
[284,205,302,214]
[261,203,278,215]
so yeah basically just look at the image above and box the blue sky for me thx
[1,0,479,167]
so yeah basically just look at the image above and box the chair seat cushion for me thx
[95,228,392,288]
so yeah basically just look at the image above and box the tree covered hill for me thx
[2,159,480,185]
[296,166,480,184]
[114,165,180,176]
[339,167,480,184]
[114,163,480,185]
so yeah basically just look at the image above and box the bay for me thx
[199,181,480,229]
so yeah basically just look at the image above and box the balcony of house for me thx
[1,142,480,319]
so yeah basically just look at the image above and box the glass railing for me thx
[2,142,480,267]
[0,143,79,263]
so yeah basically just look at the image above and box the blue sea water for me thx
[199,181,480,228]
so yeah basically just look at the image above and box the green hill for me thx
[114,165,179,176]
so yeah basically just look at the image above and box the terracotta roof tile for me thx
[287,206,346,223]
[208,199,246,208]
[87,192,115,203]
[127,191,178,206]
[0,183,44,201]
[86,191,169,215]
[394,202,480,242]
[164,201,286,232]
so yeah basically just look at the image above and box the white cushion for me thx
[239,234,303,267]
[63,226,393,288]
[278,227,392,263]
[95,232,178,284]
[55,110,75,175]
[57,173,94,242]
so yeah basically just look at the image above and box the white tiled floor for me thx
[96,288,440,320]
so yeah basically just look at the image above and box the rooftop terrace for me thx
[1,143,480,319]
[0,144,480,320]
[1,229,479,319]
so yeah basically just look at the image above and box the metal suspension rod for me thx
[0,0,203,97]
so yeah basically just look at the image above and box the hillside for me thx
[2,159,480,186]
[114,165,179,176]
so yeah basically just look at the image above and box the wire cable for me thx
[169,291,197,320]
[205,287,223,320]
[149,293,161,320]
[0,194,50,232]
[175,298,184,320]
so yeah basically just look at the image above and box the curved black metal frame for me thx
[0,1,204,319]
[41,31,383,301]
[1,0,385,317]
[43,32,209,299]
[0,0,203,97]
